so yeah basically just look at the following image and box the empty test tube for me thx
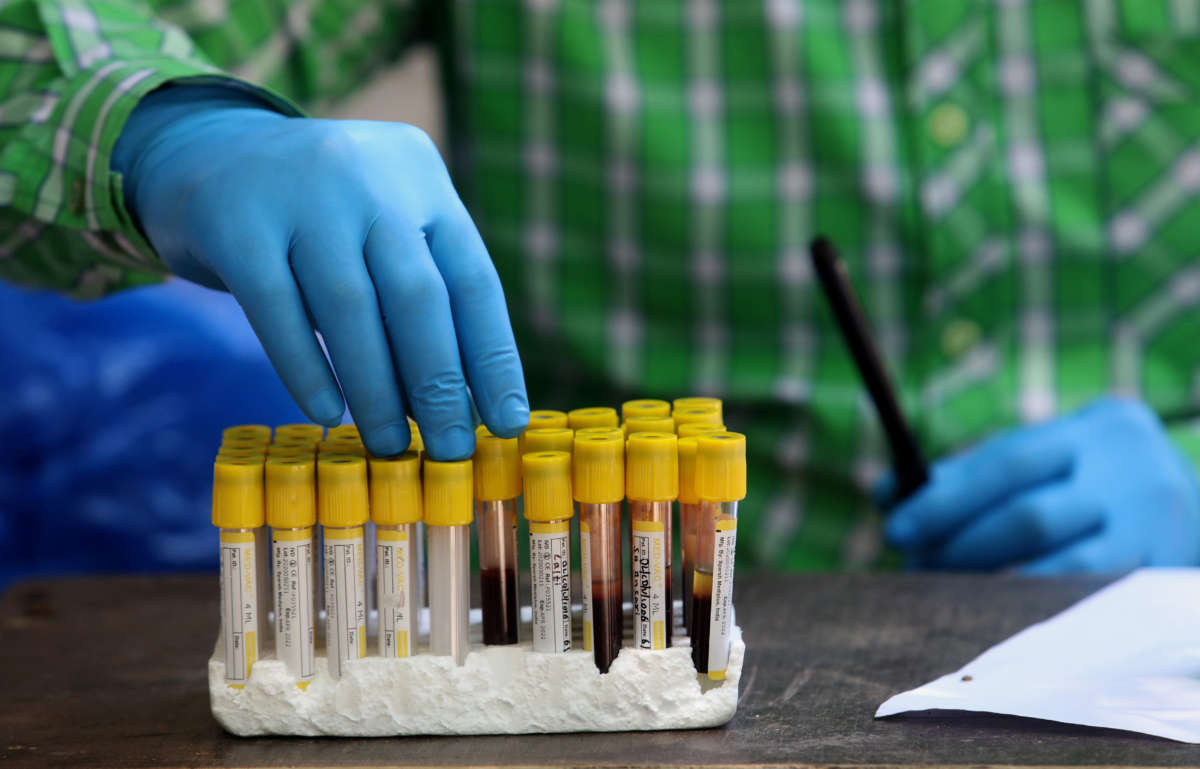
[370,451,421,659]
[474,428,522,645]
[318,455,369,678]
[622,398,671,421]
[266,455,316,688]
[523,451,574,654]
[624,415,675,437]
[521,427,574,455]
[424,459,473,665]
[627,432,678,650]
[212,456,265,688]
[572,431,625,671]
[568,406,619,431]
[691,432,746,680]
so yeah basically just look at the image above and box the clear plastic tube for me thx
[219,527,260,688]
[429,523,471,664]
[272,526,315,686]
[629,499,672,649]
[691,500,738,679]
[377,522,419,658]
[477,499,519,645]
[580,502,622,671]
[529,516,572,653]
[323,524,366,678]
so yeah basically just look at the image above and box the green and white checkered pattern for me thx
[5,0,1200,569]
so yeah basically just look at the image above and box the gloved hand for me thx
[879,397,1200,574]
[112,85,529,460]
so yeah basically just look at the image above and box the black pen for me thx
[809,236,929,500]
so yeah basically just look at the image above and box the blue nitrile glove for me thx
[111,85,529,460]
[879,397,1200,574]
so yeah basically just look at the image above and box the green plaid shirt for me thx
[5,0,1200,570]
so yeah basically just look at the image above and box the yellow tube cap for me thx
[677,422,726,438]
[266,455,316,529]
[568,406,619,431]
[370,451,422,526]
[319,440,365,457]
[424,459,473,526]
[220,437,268,453]
[624,415,675,437]
[327,424,360,440]
[222,424,271,444]
[622,399,671,420]
[696,432,747,502]
[521,427,574,455]
[408,419,424,454]
[673,405,723,429]
[523,451,574,521]
[672,397,723,418]
[474,427,522,500]
[317,455,368,527]
[528,409,569,430]
[572,431,624,504]
[212,457,265,529]
[677,437,700,504]
[626,432,679,501]
[217,447,267,462]
[274,423,325,442]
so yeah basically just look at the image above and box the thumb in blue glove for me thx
[112,85,529,460]
[879,396,1200,574]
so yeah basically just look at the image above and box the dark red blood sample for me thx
[665,570,674,645]
[481,567,518,645]
[590,580,623,672]
[683,568,694,636]
[690,589,712,673]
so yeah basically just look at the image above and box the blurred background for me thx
[0,50,443,590]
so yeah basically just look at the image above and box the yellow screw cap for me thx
[220,437,268,453]
[319,440,365,457]
[328,424,360,441]
[212,457,265,529]
[424,459,473,526]
[678,437,700,504]
[408,420,424,454]
[266,455,316,529]
[522,427,574,455]
[528,409,569,430]
[317,455,368,527]
[622,399,671,420]
[268,444,315,460]
[370,451,422,526]
[568,406,619,431]
[673,405,722,429]
[523,451,574,521]
[672,397,723,418]
[274,423,325,442]
[677,422,727,438]
[217,447,267,462]
[474,427,522,500]
[572,431,624,504]
[626,432,679,501]
[696,432,747,502]
[222,424,271,444]
[624,415,675,437]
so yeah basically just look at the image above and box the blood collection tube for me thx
[266,455,316,688]
[318,455,369,678]
[673,406,723,431]
[407,418,424,455]
[274,423,325,442]
[691,432,746,680]
[370,451,421,659]
[521,427,574,455]
[572,431,624,671]
[328,424,360,441]
[528,409,569,429]
[223,424,272,444]
[621,399,671,421]
[672,397,723,419]
[623,415,675,438]
[568,406,619,431]
[677,422,727,637]
[424,459,473,665]
[320,439,365,457]
[474,428,522,645]
[523,451,574,654]
[627,432,678,651]
[217,446,266,462]
[212,455,265,688]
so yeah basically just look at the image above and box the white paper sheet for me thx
[876,568,1200,742]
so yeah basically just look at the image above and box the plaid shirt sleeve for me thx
[0,0,420,298]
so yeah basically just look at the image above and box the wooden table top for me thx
[2,571,1196,768]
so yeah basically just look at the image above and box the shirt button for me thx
[930,103,969,147]
[941,318,980,358]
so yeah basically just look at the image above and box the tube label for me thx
[632,519,668,650]
[272,529,315,686]
[707,518,738,679]
[580,520,593,652]
[377,528,413,658]
[530,520,571,653]
[324,527,366,677]
[219,530,258,687]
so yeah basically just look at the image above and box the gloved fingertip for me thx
[489,394,530,439]
[884,515,918,548]
[424,423,476,462]
[364,423,411,458]
[307,387,345,427]
[872,472,896,508]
